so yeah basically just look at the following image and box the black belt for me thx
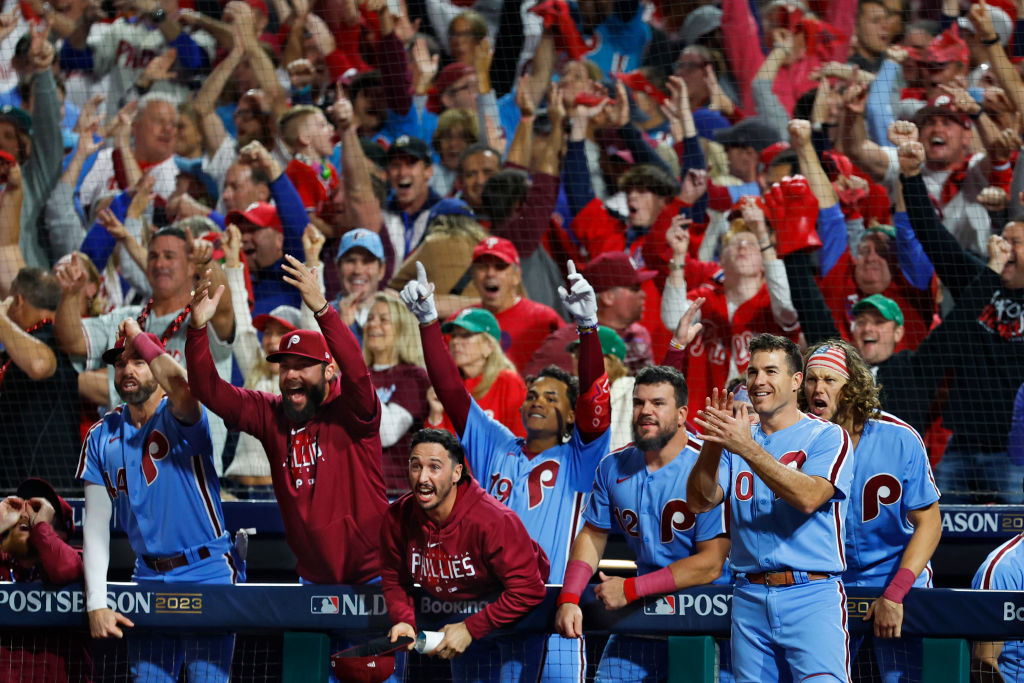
[142,546,211,572]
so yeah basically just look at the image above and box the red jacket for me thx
[380,477,549,639]
[186,310,388,584]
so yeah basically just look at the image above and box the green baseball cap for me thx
[852,294,904,326]
[0,105,32,135]
[865,223,896,239]
[441,308,501,342]
[565,326,627,362]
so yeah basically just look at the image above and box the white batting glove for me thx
[558,260,598,328]
[400,261,438,325]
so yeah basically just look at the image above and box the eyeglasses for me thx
[233,109,258,121]
[675,60,707,73]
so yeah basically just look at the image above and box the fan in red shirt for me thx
[382,429,549,674]
[0,479,89,683]
[185,255,388,585]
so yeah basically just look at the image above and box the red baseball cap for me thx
[266,329,332,364]
[226,202,283,234]
[472,236,520,266]
[727,195,767,221]
[427,63,475,114]
[17,478,75,536]
[618,71,668,105]
[759,141,791,168]
[581,252,657,293]
[914,93,970,128]
[922,24,968,65]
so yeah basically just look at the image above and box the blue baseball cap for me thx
[174,156,220,202]
[427,198,475,226]
[336,228,384,262]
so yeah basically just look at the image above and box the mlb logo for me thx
[644,596,676,615]
[311,596,340,614]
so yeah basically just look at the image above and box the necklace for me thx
[136,300,191,345]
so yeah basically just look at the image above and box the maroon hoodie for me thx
[380,477,550,639]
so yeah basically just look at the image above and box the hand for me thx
[177,7,201,26]
[679,169,708,205]
[388,622,417,650]
[607,80,630,128]
[223,224,242,268]
[548,82,566,125]
[239,141,281,180]
[0,159,22,192]
[740,196,768,240]
[554,603,584,639]
[694,401,757,454]
[434,622,472,659]
[673,296,705,349]
[0,295,10,318]
[328,96,355,132]
[472,36,492,83]
[977,186,1008,212]
[102,100,138,143]
[887,120,919,148]
[55,253,88,296]
[842,82,867,115]
[335,292,358,326]
[516,73,535,118]
[661,75,689,126]
[593,571,628,610]
[897,141,925,177]
[282,254,328,312]
[988,234,1012,273]
[483,114,506,152]
[770,27,794,57]
[127,173,156,220]
[886,44,908,64]
[97,208,130,241]
[303,224,325,265]
[810,78,831,124]
[989,128,1023,165]
[74,94,105,136]
[983,87,1015,118]
[286,59,316,90]
[28,20,55,72]
[557,260,598,328]
[26,497,55,528]
[667,214,691,257]
[864,597,904,639]
[399,261,438,324]
[0,11,19,44]
[139,48,177,87]
[938,84,981,117]
[392,9,419,44]
[117,317,143,346]
[410,37,439,94]
[191,237,213,268]
[188,271,225,329]
[0,496,23,533]
[425,387,444,425]
[787,119,811,147]
[88,608,135,639]
[968,0,998,43]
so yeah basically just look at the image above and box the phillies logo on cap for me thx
[245,201,261,212]
[288,335,301,348]
[485,237,498,248]
[396,135,410,145]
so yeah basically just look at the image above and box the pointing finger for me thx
[566,260,577,277]
[415,261,427,285]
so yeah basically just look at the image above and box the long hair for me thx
[798,338,881,434]
[469,334,517,400]
[362,293,425,368]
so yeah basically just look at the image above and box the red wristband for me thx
[132,332,166,364]
[623,577,640,604]
[882,567,916,604]
[556,592,581,607]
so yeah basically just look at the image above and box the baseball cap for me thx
[679,5,722,46]
[330,635,412,683]
[0,105,32,135]
[427,63,476,114]
[225,202,283,233]
[713,118,782,153]
[913,93,971,129]
[581,252,657,293]
[252,305,302,332]
[266,329,333,363]
[865,222,896,239]
[16,478,75,536]
[565,325,627,361]
[852,294,905,326]
[958,2,1012,45]
[760,141,791,168]
[336,228,385,262]
[441,308,501,342]
[618,71,667,105]
[102,332,165,365]
[387,135,432,165]
[174,156,220,203]
[427,198,476,226]
[726,195,767,221]
[920,24,969,65]
[472,236,520,266]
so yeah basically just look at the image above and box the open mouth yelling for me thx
[416,483,435,504]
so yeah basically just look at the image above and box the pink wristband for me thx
[132,332,166,364]
[882,567,916,604]
[558,560,593,605]
[632,566,677,601]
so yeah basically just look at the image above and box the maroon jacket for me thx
[186,308,388,584]
[0,523,82,584]
[380,477,549,639]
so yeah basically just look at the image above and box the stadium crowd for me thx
[0,0,1023,679]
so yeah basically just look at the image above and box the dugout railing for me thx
[0,581,1018,682]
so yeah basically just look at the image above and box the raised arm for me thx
[0,161,26,297]
[120,319,201,424]
[329,96,382,236]
[53,254,90,358]
[0,296,56,380]
[687,392,729,514]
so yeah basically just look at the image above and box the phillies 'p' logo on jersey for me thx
[141,430,171,485]
[527,461,559,509]
[660,499,696,543]
[862,473,902,522]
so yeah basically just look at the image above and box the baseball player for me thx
[555,364,730,681]
[78,319,240,683]
[382,429,550,681]
[800,340,941,681]
[400,260,611,680]
[688,333,854,683]
[972,531,1024,680]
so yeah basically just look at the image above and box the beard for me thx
[282,379,329,422]
[632,420,677,452]
[1,526,35,561]
[116,377,160,406]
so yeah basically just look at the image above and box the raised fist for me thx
[897,141,925,177]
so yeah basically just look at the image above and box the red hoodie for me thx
[380,477,549,640]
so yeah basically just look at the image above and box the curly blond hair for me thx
[798,338,881,435]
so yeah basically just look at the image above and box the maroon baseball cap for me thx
[472,236,520,266]
[330,636,412,683]
[102,332,165,365]
[427,63,475,113]
[581,252,657,293]
[266,329,332,364]
[914,93,970,129]
[17,478,75,535]
[226,202,283,234]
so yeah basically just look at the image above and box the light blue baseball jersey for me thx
[972,534,1024,682]
[461,400,611,581]
[718,413,853,575]
[844,413,941,587]
[584,438,727,576]
[77,399,232,566]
